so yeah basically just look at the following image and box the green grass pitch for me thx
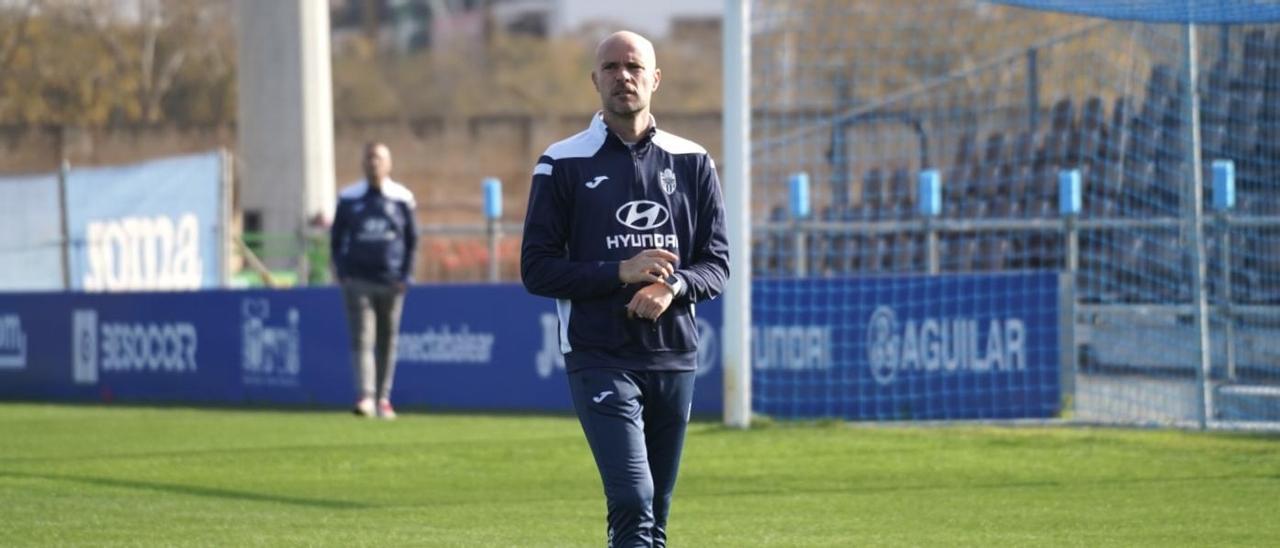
[2,403,1278,546]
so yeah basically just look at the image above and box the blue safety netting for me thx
[990,1,1280,24]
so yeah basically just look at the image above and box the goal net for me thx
[733,0,1280,428]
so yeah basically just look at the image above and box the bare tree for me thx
[73,0,232,123]
[0,0,36,75]
[0,0,234,126]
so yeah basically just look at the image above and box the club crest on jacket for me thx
[660,168,677,195]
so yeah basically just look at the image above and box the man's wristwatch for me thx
[663,273,685,297]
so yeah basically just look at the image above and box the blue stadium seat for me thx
[1142,65,1180,121]
[976,133,1007,206]
[1245,229,1280,304]
[1151,162,1180,215]
[847,233,870,274]
[824,229,855,275]
[1044,98,1076,166]
[1109,233,1170,303]
[1077,229,1115,302]
[752,238,776,277]
[806,207,835,276]
[859,167,885,221]
[976,237,1010,271]
[1008,164,1035,218]
[889,167,913,219]
[889,233,924,272]
[1123,231,1186,303]
[866,235,893,273]
[1027,231,1064,271]
[955,236,981,272]
[1006,232,1030,270]
[1107,96,1134,166]
[807,232,829,277]
[967,196,992,220]
[936,236,954,271]
[1081,163,1109,218]
[989,191,1014,218]
[1122,115,1158,215]
[1028,163,1058,218]
[983,132,1013,220]
[945,134,976,216]
[1199,69,1230,161]
[1261,32,1280,199]
[1242,30,1268,93]
[1012,130,1035,169]
[767,205,789,275]
[983,131,1006,166]
[1081,96,1107,167]
[945,163,981,219]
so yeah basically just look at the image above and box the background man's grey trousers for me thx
[341,279,405,400]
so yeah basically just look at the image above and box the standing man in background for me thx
[331,141,418,420]
[520,31,730,547]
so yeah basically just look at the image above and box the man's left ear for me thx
[653,68,661,91]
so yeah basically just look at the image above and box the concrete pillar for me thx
[236,0,335,266]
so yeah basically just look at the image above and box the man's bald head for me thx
[591,30,662,126]
[362,141,392,187]
[595,31,657,68]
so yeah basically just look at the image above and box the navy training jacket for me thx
[521,113,730,372]
[330,180,419,285]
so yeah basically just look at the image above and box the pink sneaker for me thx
[352,397,375,418]
[377,399,397,420]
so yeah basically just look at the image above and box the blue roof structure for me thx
[990,1,1280,24]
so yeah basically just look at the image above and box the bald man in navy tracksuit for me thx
[520,31,729,548]
[331,142,418,420]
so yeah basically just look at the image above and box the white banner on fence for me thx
[0,173,62,290]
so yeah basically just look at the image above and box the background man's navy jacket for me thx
[330,180,418,285]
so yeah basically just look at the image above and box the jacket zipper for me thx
[629,145,659,332]
[631,146,644,196]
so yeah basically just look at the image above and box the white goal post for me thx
[722,0,752,428]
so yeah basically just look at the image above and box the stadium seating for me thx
[758,29,1280,306]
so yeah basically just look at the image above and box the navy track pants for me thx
[568,368,696,548]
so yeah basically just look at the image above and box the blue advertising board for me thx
[0,272,1058,420]
[0,285,724,415]
[752,272,1062,420]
